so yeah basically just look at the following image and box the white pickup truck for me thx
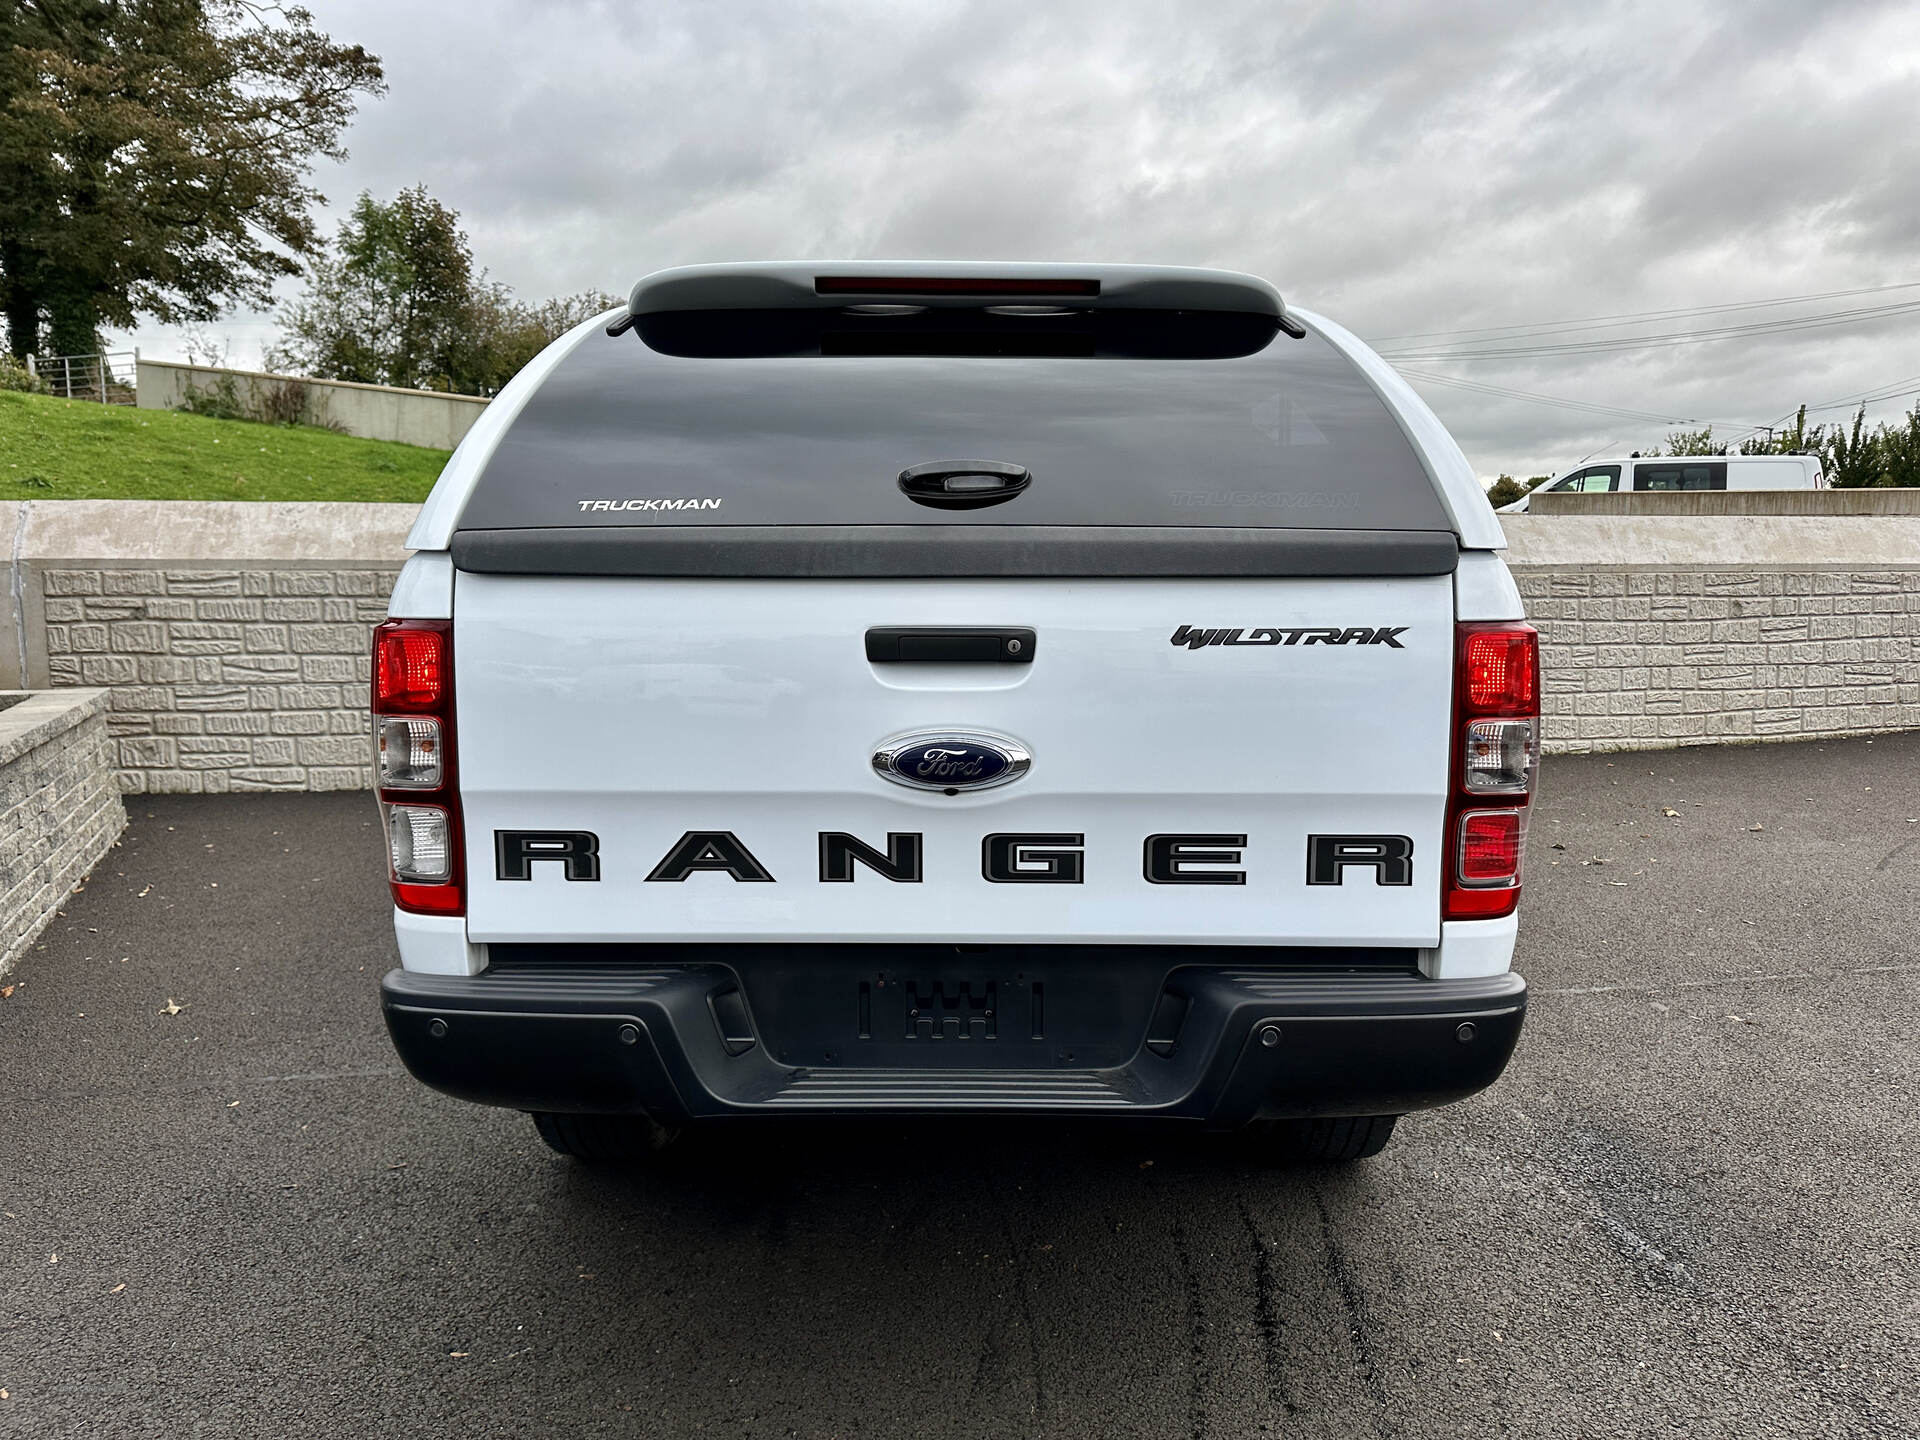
[374,264,1537,1164]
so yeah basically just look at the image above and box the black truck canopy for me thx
[449,265,1457,578]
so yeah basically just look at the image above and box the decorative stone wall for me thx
[0,689,125,973]
[1516,568,1920,752]
[38,566,399,793]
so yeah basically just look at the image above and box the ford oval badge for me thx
[872,730,1031,793]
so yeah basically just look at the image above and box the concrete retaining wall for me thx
[2,502,410,793]
[0,502,1915,788]
[1503,516,1920,750]
[0,689,125,973]
[1529,489,1920,516]
[136,359,487,451]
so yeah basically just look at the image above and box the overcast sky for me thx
[113,0,1920,480]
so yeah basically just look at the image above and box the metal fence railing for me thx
[30,350,137,404]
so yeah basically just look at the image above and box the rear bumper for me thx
[381,953,1526,1125]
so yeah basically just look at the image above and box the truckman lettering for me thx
[577,497,724,512]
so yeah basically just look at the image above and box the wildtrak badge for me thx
[577,497,724,512]
[1170,625,1408,649]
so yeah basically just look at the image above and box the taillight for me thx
[1444,622,1539,921]
[371,619,462,915]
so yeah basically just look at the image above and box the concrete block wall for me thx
[1513,567,1920,750]
[1,502,416,793]
[38,565,400,793]
[0,689,125,973]
[1502,515,1920,752]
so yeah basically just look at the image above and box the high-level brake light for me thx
[371,619,462,915]
[1445,623,1540,921]
[815,276,1102,297]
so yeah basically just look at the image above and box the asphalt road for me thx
[2,735,1917,1439]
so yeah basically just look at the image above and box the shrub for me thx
[0,355,47,393]
[178,371,247,420]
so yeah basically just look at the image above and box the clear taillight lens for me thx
[1462,718,1538,794]
[376,716,442,788]
[383,803,452,882]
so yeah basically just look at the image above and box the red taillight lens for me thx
[374,624,446,712]
[372,620,461,916]
[1459,627,1538,715]
[1457,810,1524,884]
[1445,622,1540,923]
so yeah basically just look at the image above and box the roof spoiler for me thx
[623,262,1301,332]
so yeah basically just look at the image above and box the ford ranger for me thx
[375,263,1536,1164]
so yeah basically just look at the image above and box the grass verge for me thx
[0,390,449,502]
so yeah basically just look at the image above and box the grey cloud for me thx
[117,0,1920,479]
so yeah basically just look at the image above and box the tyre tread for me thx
[531,1111,678,1163]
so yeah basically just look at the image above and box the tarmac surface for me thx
[1,734,1916,1439]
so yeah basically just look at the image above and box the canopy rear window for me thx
[451,316,1452,547]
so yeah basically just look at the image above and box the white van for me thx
[1497,453,1825,512]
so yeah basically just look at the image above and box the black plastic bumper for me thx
[381,950,1526,1127]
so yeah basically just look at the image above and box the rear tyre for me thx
[1248,1115,1398,1162]
[531,1111,680,1164]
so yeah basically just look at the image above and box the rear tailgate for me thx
[455,573,1452,947]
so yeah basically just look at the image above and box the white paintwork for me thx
[1453,551,1525,622]
[452,574,1457,947]
[404,310,622,551]
[1292,308,1508,552]
[386,551,454,620]
[1498,453,1826,512]
[1419,913,1519,979]
[395,907,487,976]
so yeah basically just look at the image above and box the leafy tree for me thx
[1822,406,1881,488]
[448,280,619,394]
[270,187,475,389]
[1483,474,1524,508]
[1662,426,1727,456]
[271,185,618,394]
[1877,403,1920,490]
[0,1,383,359]
[1777,404,1824,456]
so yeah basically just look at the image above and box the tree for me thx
[0,2,383,359]
[1662,426,1727,456]
[271,185,618,394]
[1823,406,1881,488]
[1877,403,1920,490]
[1484,475,1525,508]
[270,187,475,389]
[1482,474,1554,509]
[445,279,619,394]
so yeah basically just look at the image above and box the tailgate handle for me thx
[898,459,1031,510]
[866,627,1035,664]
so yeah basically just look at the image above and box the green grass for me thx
[0,389,450,502]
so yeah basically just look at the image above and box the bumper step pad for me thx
[383,953,1526,1125]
